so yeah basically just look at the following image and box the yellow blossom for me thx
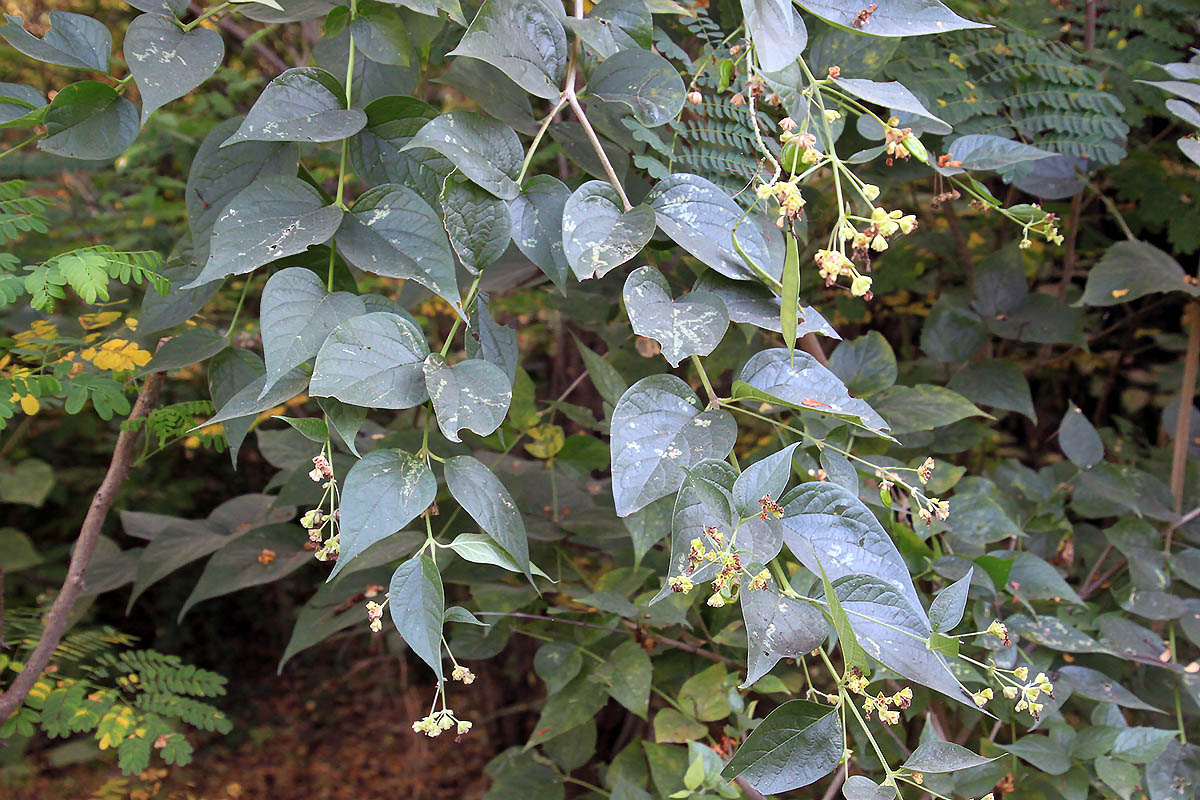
[81,339,153,371]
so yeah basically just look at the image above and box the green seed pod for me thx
[903,135,929,164]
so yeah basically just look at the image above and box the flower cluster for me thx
[846,668,912,725]
[308,454,334,483]
[882,119,916,165]
[366,599,385,633]
[757,493,784,520]
[412,709,472,738]
[452,665,476,685]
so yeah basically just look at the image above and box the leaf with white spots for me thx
[441,174,512,273]
[124,13,224,125]
[258,267,365,398]
[336,183,461,309]
[388,554,444,681]
[334,450,436,579]
[509,175,572,292]
[623,266,728,367]
[447,0,568,101]
[780,481,921,613]
[0,11,111,71]
[741,576,828,687]
[185,117,300,264]
[222,67,365,146]
[610,375,738,517]
[309,311,430,409]
[562,181,655,280]
[423,354,513,442]
[403,111,523,200]
[445,455,532,584]
[733,348,890,435]
[794,0,988,38]
[586,47,685,127]
[349,96,448,207]
[694,273,840,339]
[182,176,343,288]
[465,294,518,384]
[646,173,774,282]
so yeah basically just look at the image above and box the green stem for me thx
[691,355,719,407]
[0,134,41,161]
[439,275,482,356]
[182,1,232,32]
[224,276,252,339]
[769,558,801,598]
[516,95,567,185]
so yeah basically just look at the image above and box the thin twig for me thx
[0,370,165,721]
[1168,302,1200,524]
[562,0,631,210]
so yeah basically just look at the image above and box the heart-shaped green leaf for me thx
[610,375,737,517]
[623,266,728,367]
[335,450,436,578]
[259,268,365,398]
[423,353,512,442]
[562,181,655,280]
[336,183,461,309]
[448,0,568,100]
[125,13,224,125]
[310,311,430,409]
[222,67,365,146]
[587,48,685,127]
[646,173,773,282]
[721,699,843,792]
[388,554,444,680]
[403,111,523,200]
[734,348,890,434]
[183,176,343,288]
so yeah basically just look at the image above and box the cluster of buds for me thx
[366,598,386,632]
[308,454,334,483]
[301,508,326,544]
[314,533,340,562]
[1018,210,1065,249]
[1008,669,1055,719]
[758,493,784,520]
[814,250,873,298]
[668,575,695,593]
[978,663,1055,721]
[771,181,806,225]
[412,710,472,738]
[846,669,913,725]
[675,525,746,607]
[915,497,950,526]
[452,665,476,685]
[883,119,915,165]
[746,569,770,591]
[849,207,918,256]
[916,457,936,484]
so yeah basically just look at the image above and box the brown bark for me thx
[0,371,164,722]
